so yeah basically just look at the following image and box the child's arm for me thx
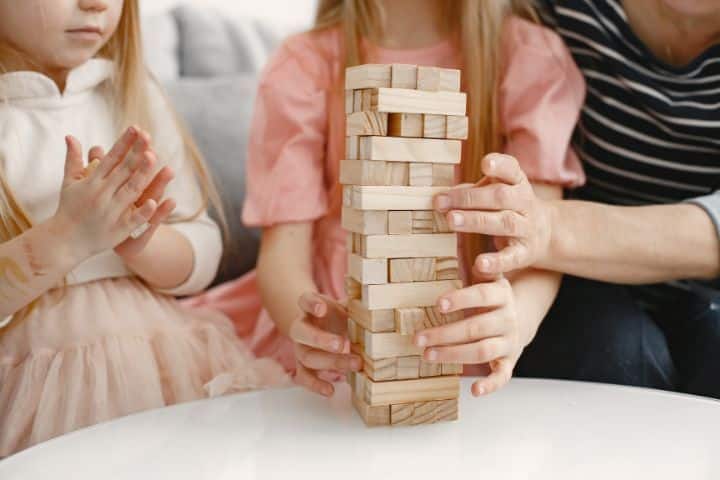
[258,222,362,397]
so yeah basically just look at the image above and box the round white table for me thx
[1,378,718,479]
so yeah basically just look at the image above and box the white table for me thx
[1,378,718,479]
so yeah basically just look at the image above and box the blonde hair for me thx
[315,0,537,273]
[0,0,227,323]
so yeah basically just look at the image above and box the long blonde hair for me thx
[314,0,537,272]
[0,0,227,321]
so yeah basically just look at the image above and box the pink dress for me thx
[185,18,586,373]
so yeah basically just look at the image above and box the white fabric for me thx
[0,59,222,296]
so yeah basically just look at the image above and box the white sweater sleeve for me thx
[146,79,222,296]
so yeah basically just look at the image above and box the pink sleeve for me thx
[500,18,586,188]
[242,36,330,227]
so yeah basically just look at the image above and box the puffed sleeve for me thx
[146,79,223,296]
[500,17,586,187]
[242,34,331,227]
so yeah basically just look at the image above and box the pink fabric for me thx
[185,18,586,373]
[0,278,290,457]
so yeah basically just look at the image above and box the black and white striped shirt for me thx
[541,0,720,302]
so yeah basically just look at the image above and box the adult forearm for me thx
[543,200,720,283]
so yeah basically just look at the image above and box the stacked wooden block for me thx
[342,64,468,426]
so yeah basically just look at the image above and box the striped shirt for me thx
[540,0,720,304]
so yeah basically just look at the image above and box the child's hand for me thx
[52,127,161,261]
[290,293,363,397]
[435,153,553,275]
[413,275,523,397]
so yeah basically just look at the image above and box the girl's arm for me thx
[0,218,81,317]
[257,222,317,336]
[542,200,720,283]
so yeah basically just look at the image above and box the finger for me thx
[298,292,348,319]
[121,199,175,249]
[63,136,84,182]
[446,210,529,237]
[434,183,475,212]
[88,146,105,163]
[414,308,508,348]
[481,153,526,186]
[296,344,362,372]
[474,244,530,274]
[124,199,157,234]
[472,359,514,396]
[289,317,348,354]
[136,166,174,206]
[294,363,334,397]
[436,280,511,314]
[448,183,524,212]
[424,337,509,364]
[112,151,157,207]
[96,127,139,178]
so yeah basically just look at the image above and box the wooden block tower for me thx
[342,64,468,426]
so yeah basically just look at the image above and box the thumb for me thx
[63,136,84,183]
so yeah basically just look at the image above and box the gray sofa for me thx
[142,5,297,287]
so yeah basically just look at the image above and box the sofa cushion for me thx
[164,75,260,285]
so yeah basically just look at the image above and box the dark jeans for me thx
[515,276,720,399]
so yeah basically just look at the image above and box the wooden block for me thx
[411,211,434,234]
[425,307,464,327]
[390,399,458,426]
[360,233,457,259]
[347,317,361,344]
[416,66,461,92]
[345,90,354,113]
[346,111,388,136]
[420,361,442,377]
[432,164,455,186]
[348,253,388,285]
[434,211,452,232]
[387,113,423,137]
[363,353,421,381]
[389,258,436,283]
[361,89,373,111]
[442,363,464,375]
[346,64,391,90]
[409,163,433,186]
[353,90,363,112]
[391,64,418,89]
[435,257,459,280]
[388,210,412,235]
[341,207,387,235]
[359,136,461,164]
[352,233,365,256]
[346,136,359,160]
[348,299,395,332]
[361,373,460,406]
[364,330,424,359]
[346,232,354,253]
[395,307,427,335]
[353,392,391,426]
[423,114,447,139]
[345,275,361,300]
[446,115,469,140]
[362,280,461,309]
[344,186,450,211]
[370,87,466,116]
[339,160,409,186]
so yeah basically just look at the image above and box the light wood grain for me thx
[359,136,461,164]
[390,398,458,425]
[362,279,461,309]
[359,233,457,259]
[370,87,466,116]
[345,64,391,90]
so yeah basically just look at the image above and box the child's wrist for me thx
[42,216,90,270]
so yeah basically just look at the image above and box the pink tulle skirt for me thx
[0,277,290,457]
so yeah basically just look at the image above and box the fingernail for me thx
[313,303,323,316]
[331,339,342,352]
[436,195,450,210]
[415,335,427,347]
[476,386,486,396]
[451,212,464,227]
[427,349,438,361]
[439,298,451,312]
[478,257,490,271]
[487,157,496,172]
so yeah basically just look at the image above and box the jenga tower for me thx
[342,64,468,426]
